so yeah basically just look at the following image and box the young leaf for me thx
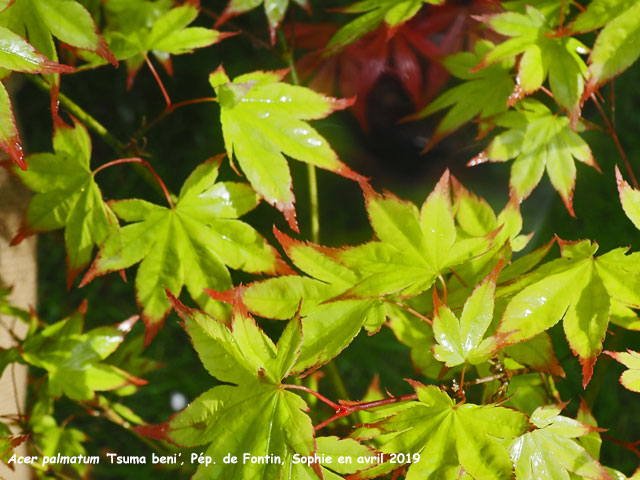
[94,0,231,88]
[355,383,528,479]
[498,239,640,386]
[11,120,118,286]
[216,0,310,45]
[470,99,598,215]
[606,350,640,393]
[30,414,89,477]
[477,6,588,119]
[20,306,144,401]
[326,0,444,52]
[210,67,362,231]
[82,157,281,343]
[137,294,315,480]
[432,261,503,367]
[509,405,609,479]
[411,39,514,150]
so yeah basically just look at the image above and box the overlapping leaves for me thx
[326,0,444,53]
[354,384,528,479]
[210,67,363,231]
[567,0,640,100]
[18,305,144,401]
[92,0,229,88]
[208,172,494,373]
[477,6,588,119]
[470,99,597,215]
[412,39,514,149]
[81,157,281,343]
[509,404,609,479]
[498,238,640,386]
[138,294,315,480]
[12,120,118,286]
[606,350,640,393]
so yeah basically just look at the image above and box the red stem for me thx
[93,157,174,208]
[591,93,639,189]
[284,384,341,410]
[133,97,217,141]
[392,301,432,325]
[144,53,171,107]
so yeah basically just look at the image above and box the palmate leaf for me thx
[470,99,598,215]
[412,40,514,150]
[354,384,528,480]
[432,261,504,367]
[30,415,89,477]
[509,405,609,480]
[81,157,282,343]
[567,0,640,100]
[12,120,118,286]
[91,0,231,88]
[477,6,588,120]
[216,0,310,45]
[208,172,494,372]
[498,238,640,386]
[20,304,144,401]
[210,66,363,231]
[326,0,444,52]
[138,294,316,480]
[606,350,640,393]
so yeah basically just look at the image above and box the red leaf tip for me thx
[580,356,598,388]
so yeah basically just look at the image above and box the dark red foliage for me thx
[287,0,499,129]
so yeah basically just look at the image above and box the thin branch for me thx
[144,53,171,107]
[392,301,432,325]
[131,97,217,142]
[591,92,639,189]
[602,435,640,458]
[93,157,174,208]
[283,384,341,410]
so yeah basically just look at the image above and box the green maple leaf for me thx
[355,384,528,480]
[20,304,144,401]
[471,99,598,216]
[343,171,495,299]
[208,227,402,372]
[210,67,362,231]
[567,0,640,100]
[477,6,588,119]
[498,238,640,386]
[82,157,282,343]
[90,0,230,88]
[326,0,444,52]
[138,294,315,480]
[606,350,640,393]
[0,0,116,66]
[30,414,89,477]
[432,261,504,367]
[12,120,118,286]
[412,40,515,150]
[509,405,609,480]
[216,0,310,45]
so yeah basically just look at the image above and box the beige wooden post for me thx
[0,169,36,480]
